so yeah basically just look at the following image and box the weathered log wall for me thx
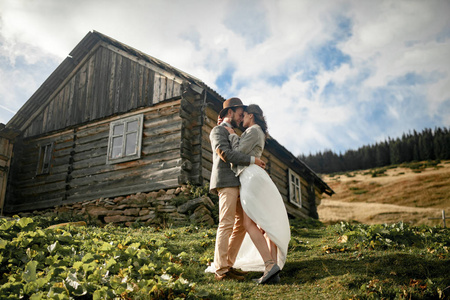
[5,102,184,212]
[5,42,191,213]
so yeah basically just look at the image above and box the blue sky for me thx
[1,0,449,156]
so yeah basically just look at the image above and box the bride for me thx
[224,104,291,284]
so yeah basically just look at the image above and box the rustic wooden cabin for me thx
[0,31,333,219]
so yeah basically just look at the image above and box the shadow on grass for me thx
[195,253,450,299]
[281,252,450,292]
[291,228,324,239]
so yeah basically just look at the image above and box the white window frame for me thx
[106,114,143,164]
[288,169,302,208]
[37,143,54,175]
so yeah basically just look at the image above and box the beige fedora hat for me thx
[219,97,247,118]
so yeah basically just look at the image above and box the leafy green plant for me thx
[0,217,210,299]
[2,216,449,299]
[332,221,450,251]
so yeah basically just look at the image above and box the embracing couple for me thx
[205,97,291,284]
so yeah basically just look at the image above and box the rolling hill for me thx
[318,160,450,226]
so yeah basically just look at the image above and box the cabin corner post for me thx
[178,83,204,186]
[63,128,77,202]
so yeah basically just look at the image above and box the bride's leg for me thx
[268,238,277,263]
[243,211,274,273]
[264,232,277,263]
[263,232,277,261]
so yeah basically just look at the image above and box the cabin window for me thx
[107,114,143,164]
[37,143,53,175]
[288,169,302,207]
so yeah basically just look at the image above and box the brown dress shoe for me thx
[215,271,245,281]
[229,267,248,276]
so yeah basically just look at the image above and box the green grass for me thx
[1,217,449,299]
[349,187,369,195]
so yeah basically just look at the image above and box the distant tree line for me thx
[298,127,450,174]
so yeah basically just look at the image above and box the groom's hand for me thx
[224,127,235,134]
[255,158,266,169]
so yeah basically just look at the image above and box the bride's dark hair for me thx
[245,104,268,139]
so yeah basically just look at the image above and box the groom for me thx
[209,97,266,281]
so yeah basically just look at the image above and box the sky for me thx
[1,0,449,156]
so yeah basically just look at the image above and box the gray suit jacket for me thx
[209,123,252,193]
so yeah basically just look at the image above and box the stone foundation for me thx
[18,186,217,227]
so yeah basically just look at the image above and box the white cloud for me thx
[0,0,449,155]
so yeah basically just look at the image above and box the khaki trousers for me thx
[214,187,246,275]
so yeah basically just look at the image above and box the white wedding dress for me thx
[206,124,291,273]
[233,164,291,271]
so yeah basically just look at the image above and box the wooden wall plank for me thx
[119,57,130,113]
[137,64,145,108]
[129,61,138,111]
[66,77,75,127]
[56,88,64,130]
[153,74,161,104]
[146,69,155,106]
[160,76,167,102]
[107,51,117,116]
[62,79,70,128]
[84,55,96,122]
[166,76,174,99]
[93,47,105,119]
[113,53,123,114]
[102,47,111,116]
[47,96,55,132]
[76,63,87,124]
[91,48,101,120]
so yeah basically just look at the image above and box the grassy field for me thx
[1,217,449,299]
[319,160,450,226]
[1,160,450,299]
